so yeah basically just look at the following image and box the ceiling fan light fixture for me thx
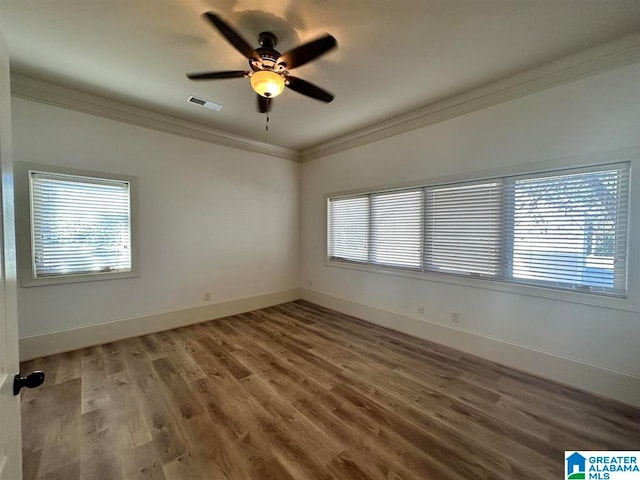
[186,13,336,111]
[251,70,285,98]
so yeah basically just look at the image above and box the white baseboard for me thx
[19,288,302,361]
[301,289,640,408]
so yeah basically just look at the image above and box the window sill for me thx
[21,270,139,287]
[324,260,640,313]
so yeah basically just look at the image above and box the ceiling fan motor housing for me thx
[251,32,285,74]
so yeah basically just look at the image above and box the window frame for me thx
[324,150,640,312]
[15,162,139,287]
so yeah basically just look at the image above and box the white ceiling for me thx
[1,0,640,151]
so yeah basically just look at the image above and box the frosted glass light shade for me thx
[251,70,285,98]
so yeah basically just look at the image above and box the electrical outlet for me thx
[450,312,460,323]
[306,280,313,287]
[417,304,424,314]
[203,292,211,302]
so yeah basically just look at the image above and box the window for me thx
[371,190,422,269]
[505,167,628,295]
[328,196,369,263]
[425,181,502,276]
[16,163,138,286]
[327,162,630,298]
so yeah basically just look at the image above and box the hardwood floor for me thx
[20,300,640,479]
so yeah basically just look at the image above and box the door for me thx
[0,30,23,480]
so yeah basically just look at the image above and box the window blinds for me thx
[328,196,369,263]
[506,166,629,295]
[425,182,502,276]
[327,162,630,297]
[371,190,422,269]
[30,172,132,277]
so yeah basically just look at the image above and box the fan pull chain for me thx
[265,113,270,131]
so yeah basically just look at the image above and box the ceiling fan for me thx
[187,12,337,113]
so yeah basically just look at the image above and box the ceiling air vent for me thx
[187,95,223,111]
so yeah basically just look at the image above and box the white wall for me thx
[12,97,300,340]
[301,63,640,403]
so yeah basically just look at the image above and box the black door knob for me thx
[13,371,45,395]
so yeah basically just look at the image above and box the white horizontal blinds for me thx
[370,190,422,269]
[328,196,369,263]
[327,162,630,298]
[31,172,132,277]
[507,164,629,295]
[425,181,502,276]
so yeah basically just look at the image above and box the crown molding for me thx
[10,74,300,162]
[300,31,640,162]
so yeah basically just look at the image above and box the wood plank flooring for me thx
[20,300,640,479]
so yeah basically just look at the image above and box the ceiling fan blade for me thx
[286,76,334,103]
[278,34,337,69]
[203,12,260,61]
[186,70,248,80]
[257,95,272,113]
